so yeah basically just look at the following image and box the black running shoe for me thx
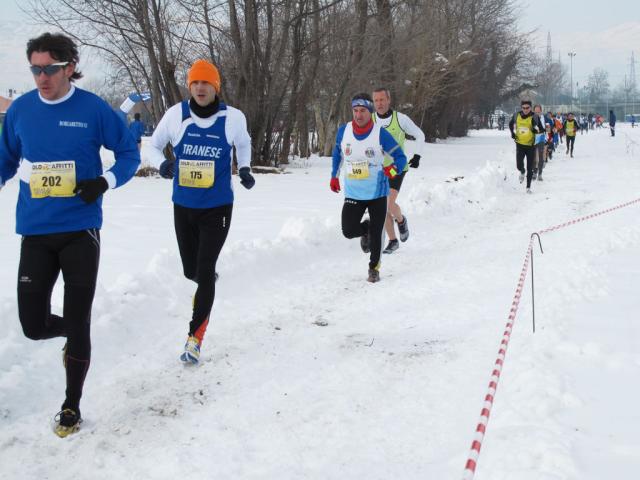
[397,216,409,242]
[360,219,370,253]
[54,408,82,438]
[367,268,380,283]
[383,239,399,254]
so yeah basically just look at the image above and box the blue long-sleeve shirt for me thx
[331,122,407,200]
[0,86,140,235]
[129,119,145,142]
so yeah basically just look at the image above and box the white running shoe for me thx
[180,336,201,364]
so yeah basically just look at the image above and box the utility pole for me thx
[630,51,637,92]
[546,32,553,104]
[624,74,629,119]
[630,51,637,116]
[568,52,576,112]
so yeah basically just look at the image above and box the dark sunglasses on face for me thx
[522,106,531,110]
[29,62,70,76]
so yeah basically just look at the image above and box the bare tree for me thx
[27,0,529,162]
[586,68,610,102]
[27,0,190,123]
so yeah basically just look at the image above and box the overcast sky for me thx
[0,1,107,96]
[520,0,640,90]
[1,0,639,97]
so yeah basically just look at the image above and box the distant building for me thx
[0,96,13,133]
[518,88,541,103]
[0,95,12,113]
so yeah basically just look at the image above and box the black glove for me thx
[159,159,175,179]
[409,154,420,168]
[511,132,516,140]
[74,177,109,204]
[239,167,255,189]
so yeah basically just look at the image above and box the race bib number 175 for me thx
[178,159,215,188]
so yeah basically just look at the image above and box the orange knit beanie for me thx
[187,60,221,92]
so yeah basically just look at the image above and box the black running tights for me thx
[18,230,100,412]
[341,196,387,269]
[535,143,545,175]
[174,203,232,339]
[515,144,536,188]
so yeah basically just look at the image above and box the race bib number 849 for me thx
[30,161,76,198]
[347,160,369,180]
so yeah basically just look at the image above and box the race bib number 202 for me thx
[29,161,76,198]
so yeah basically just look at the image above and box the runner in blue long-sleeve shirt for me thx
[329,93,406,283]
[0,33,140,437]
[129,112,145,150]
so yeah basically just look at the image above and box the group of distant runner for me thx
[508,99,619,193]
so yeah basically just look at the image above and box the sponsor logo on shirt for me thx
[365,147,375,158]
[182,160,213,167]
[59,121,88,128]
[181,144,223,158]
[187,132,201,137]
[31,161,75,170]
[345,143,352,156]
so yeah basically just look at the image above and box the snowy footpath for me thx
[1,127,639,479]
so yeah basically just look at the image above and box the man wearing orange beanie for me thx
[187,59,221,93]
[149,59,254,364]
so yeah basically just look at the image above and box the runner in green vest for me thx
[372,87,425,254]
[563,112,578,158]
[508,100,544,193]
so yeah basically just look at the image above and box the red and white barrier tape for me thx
[462,197,640,479]
[462,238,533,479]
[539,198,640,235]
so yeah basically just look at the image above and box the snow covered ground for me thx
[1,125,639,479]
